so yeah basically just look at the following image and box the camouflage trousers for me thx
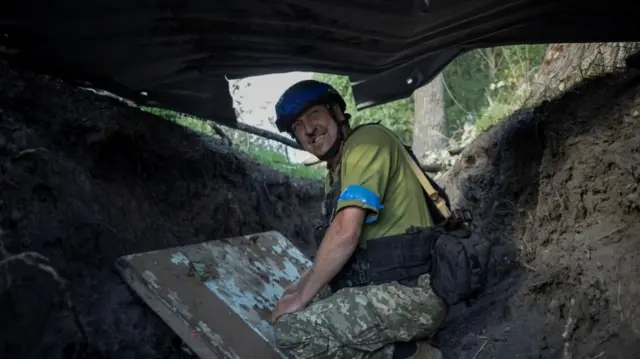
[273,273,446,359]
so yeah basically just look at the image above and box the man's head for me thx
[275,80,350,161]
[289,103,347,157]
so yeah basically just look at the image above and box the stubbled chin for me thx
[313,143,330,156]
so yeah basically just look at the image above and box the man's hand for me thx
[271,269,311,324]
[271,290,307,324]
[298,206,365,304]
[271,207,365,324]
[281,268,310,297]
[281,282,298,297]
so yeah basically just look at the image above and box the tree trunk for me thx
[525,42,640,104]
[412,73,446,162]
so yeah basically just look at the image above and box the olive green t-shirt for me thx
[324,124,433,244]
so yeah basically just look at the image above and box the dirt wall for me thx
[435,67,640,359]
[0,60,323,359]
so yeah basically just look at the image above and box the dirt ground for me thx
[0,56,639,359]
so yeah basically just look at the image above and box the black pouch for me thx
[365,227,440,286]
[429,228,490,307]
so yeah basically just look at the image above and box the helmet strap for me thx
[316,105,346,162]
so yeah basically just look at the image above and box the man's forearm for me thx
[298,212,361,303]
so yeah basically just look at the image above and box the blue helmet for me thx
[275,80,347,133]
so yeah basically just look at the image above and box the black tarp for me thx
[1,0,639,124]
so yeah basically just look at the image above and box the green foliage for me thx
[474,102,516,132]
[312,44,547,143]
[476,45,547,131]
[312,73,415,144]
[142,106,325,180]
[443,45,547,133]
[248,147,326,179]
[441,50,491,133]
[141,44,549,180]
[144,107,215,135]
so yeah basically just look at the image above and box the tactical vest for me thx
[313,123,487,308]
[317,173,442,292]
[314,123,451,292]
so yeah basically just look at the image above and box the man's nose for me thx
[303,123,316,137]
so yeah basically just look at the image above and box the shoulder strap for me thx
[399,146,452,219]
[375,125,452,219]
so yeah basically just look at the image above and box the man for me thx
[270,79,447,359]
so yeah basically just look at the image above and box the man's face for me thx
[291,105,340,157]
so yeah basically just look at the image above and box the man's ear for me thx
[329,104,348,124]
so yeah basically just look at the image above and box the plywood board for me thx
[115,231,311,359]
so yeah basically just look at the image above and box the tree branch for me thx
[217,120,446,172]
[207,122,233,146]
[216,120,302,150]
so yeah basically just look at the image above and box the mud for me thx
[1,56,640,359]
[435,68,640,358]
[0,60,322,359]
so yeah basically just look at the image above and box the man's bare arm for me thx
[298,206,365,304]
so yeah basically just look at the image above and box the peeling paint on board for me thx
[198,232,311,348]
[170,252,190,266]
[197,321,242,359]
[116,231,311,359]
[142,270,160,289]
[167,290,193,320]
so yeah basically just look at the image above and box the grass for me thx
[142,106,326,180]
[248,147,326,179]
[475,101,520,132]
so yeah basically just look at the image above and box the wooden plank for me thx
[115,231,311,359]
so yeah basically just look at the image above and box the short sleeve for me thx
[335,127,396,224]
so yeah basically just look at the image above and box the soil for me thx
[0,60,323,359]
[1,56,639,359]
[434,67,640,358]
